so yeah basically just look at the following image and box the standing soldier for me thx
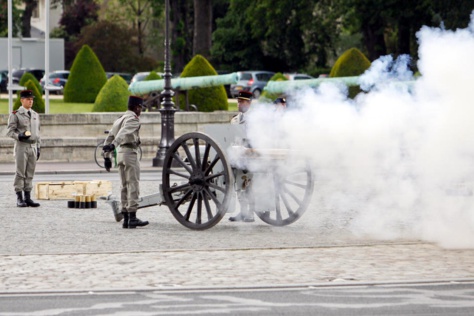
[6,90,41,207]
[229,90,255,222]
[102,96,148,229]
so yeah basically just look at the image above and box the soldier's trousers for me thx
[117,150,140,213]
[14,142,37,192]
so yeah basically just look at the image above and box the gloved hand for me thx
[18,132,31,141]
[104,157,112,172]
[103,143,115,153]
[37,148,40,161]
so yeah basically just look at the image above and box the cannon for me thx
[103,124,315,230]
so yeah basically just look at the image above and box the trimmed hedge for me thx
[19,72,42,95]
[64,45,107,103]
[329,48,371,98]
[145,71,162,81]
[92,75,130,112]
[13,80,45,113]
[178,55,228,112]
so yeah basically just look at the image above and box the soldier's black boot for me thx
[16,191,27,207]
[128,212,149,229]
[24,191,40,207]
[122,212,129,229]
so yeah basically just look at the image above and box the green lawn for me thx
[0,97,237,114]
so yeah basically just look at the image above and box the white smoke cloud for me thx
[242,15,474,249]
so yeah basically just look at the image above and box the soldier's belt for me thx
[120,143,138,149]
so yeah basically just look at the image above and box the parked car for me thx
[106,72,133,84]
[0,70,8,92]
[40,70,70,94]
[12,68,45,85]
[284,73,314,80]
[230,71,275,99]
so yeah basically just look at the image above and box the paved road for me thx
[0,161,473,294]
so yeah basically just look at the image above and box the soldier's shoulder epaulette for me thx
[12,111,17,114]
[232,114,238,118]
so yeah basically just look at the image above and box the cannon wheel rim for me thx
[162,132,233,230]
[254,163,314,226]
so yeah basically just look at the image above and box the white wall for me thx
[0,38,65,71]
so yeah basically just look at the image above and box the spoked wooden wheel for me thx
[162,132,234,230]
[254,162,314,226]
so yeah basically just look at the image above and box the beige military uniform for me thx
[230,111,254,219]
[6,106,41,192]
[104,110,141,213]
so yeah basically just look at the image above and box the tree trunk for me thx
[171,0,192,73]
[193,0,212,58]
[361,19,387,61]
[22,0,38,37]
[397,18,411,55]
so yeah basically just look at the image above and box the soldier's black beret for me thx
[237,91,253,101]
[20,90,34,98]
[128,95,145,108]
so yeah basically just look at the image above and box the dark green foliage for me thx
[19,72,42,95]
[260,72,288,102]
[178,55,228,112]
[330,48,371,98]
[13,81,45,113]
[64,45,107,103]
[92,75,130,112]
[73,21,158,73]
[145,71,162,81]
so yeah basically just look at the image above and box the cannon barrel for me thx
[265,76,416,94]
[264,76,360,94]
[129,72,239,96]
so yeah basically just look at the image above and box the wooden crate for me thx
[35,180,112,200]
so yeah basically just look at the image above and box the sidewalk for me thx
[0,161,474,294]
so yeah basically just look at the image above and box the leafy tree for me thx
[92,75,130,112]
[211,0,339,72]
[0,0,22,37]
[20,0,38,37]
[13,80,45,113]
[179,54,228,112]
[64,45,107,103]
[59,0,99,40]
[101,0,164,56]
[73,20,158,73]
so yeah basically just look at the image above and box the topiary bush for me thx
[145,71,162,81]
[13,81,45,113]
[329,47,371,98]
[178,54,228,112]
[260,72,288,102]
[64,44,107,103]
[92,75,130,112]
[19,72,42,95]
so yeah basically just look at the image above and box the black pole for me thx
[153,0,176,167]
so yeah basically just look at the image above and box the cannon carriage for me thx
[104,124,315,230]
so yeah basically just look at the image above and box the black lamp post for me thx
[153,0,176,167]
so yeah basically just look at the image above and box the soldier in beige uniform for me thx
[229,90,255,222]
[103,96,148,229]
[6,90,41,207]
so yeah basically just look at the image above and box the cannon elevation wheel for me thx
[162,132,234,230]
[254,162,314,226]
